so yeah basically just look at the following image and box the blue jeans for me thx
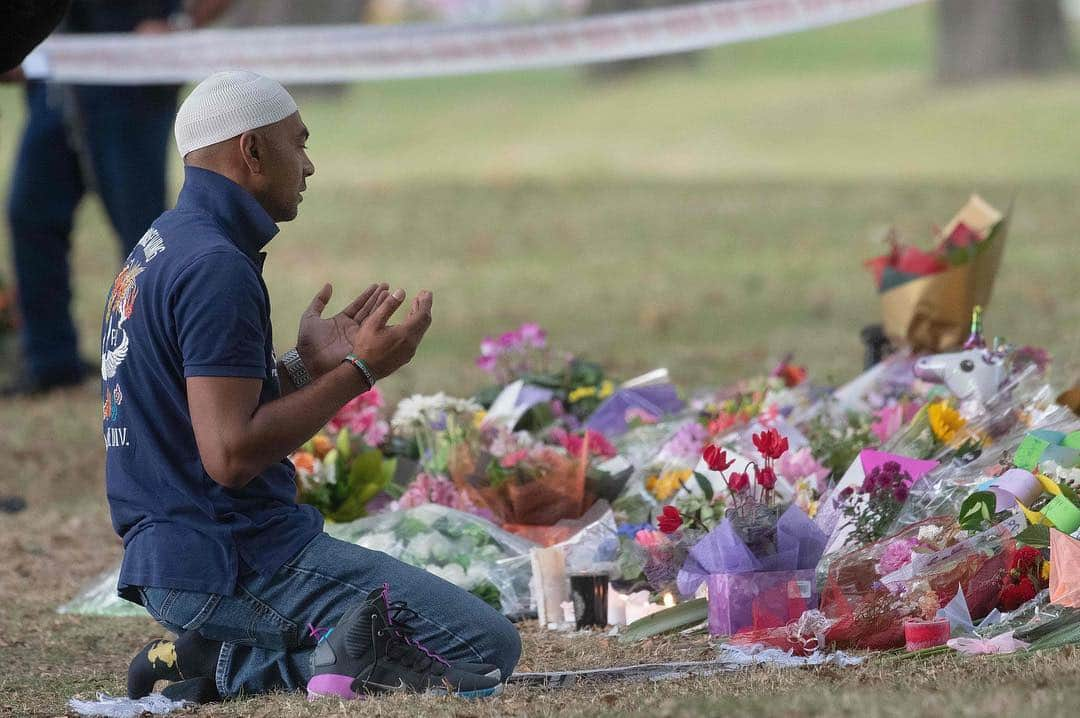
[136,533,522,698]
[6,81,176,382]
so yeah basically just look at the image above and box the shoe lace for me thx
[380,595,451,671]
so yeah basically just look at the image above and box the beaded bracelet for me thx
[342,353,376,389]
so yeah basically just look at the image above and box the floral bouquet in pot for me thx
[676,429,829,636]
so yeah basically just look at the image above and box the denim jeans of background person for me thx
[3,0,231,396]
[105,72,518,702]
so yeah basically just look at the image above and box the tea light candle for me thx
[608,590,627,626]
[904,617,950,651]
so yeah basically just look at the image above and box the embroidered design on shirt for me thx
[101,230,166,450]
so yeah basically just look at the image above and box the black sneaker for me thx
[307,585,503,700]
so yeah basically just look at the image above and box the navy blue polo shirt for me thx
[101,166,323,600]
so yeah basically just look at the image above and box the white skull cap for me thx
[174,70,298,157]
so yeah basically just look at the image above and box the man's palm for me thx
[296,283,386,378]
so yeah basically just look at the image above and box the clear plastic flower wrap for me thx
[890,400,1080,531]
[820,516,1017,649]
[325,503,538,617]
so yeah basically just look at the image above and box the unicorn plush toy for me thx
[912,307,1009,404]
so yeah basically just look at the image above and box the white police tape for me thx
[24,0,926,84]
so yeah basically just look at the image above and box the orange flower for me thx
[292,451,316,474]
[311,435,333,459]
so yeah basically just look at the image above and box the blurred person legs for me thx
[5,81,176,396]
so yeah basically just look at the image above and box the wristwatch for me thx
[281,347,313,388]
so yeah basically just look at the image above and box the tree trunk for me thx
[936,0,1070,83]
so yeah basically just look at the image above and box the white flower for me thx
[917,525,943,543]
[426,563,467,587]
[391,393,482,435]
[356,532,398,554]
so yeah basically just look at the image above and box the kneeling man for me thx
[102,70,520,703]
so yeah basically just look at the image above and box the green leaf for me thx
[1015,524,1051,549]
[618,598,708,643]
[957,491,996,531]
[336,428,352,462]
[693,471,714,502]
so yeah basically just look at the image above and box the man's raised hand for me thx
[296,282,390,379]
[351,289,434,380]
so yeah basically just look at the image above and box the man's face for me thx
[253,112,315,222]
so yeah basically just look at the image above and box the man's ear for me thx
[239,132,262,174]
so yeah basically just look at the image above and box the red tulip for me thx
[657,505,683,534]
[728,471,749,493]
[756,465,777,490]
[702,444,735,472]
[752,428,789,460]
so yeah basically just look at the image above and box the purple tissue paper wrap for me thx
[584,384,683,437]
[677,504,827,597]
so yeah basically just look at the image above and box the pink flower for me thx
[876,537,918,575]
[871,404,904,443]
[552,428,615,459]
[500,449,528,468]
[498,330,520,349]
[518,322,547,348]
[776,447,831,492]
[326,389,389,446]
[625,407,659,425]
[479,336,500,357]
[634,529,664,548]
[475,354,498,373]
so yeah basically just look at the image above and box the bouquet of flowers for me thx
[448,426,592,544]
[674,431,829,636]
[326,503,537,615]
[292,390,396,522]
[473,322,614,426]
[865,194,1008,352]
[820,516,1017,649]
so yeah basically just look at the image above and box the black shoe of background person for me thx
[0,360,96,398]
[0,496,28,514]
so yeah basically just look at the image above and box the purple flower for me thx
[498,330,521,349]
[893,485,910,503]
[518,322,547,349]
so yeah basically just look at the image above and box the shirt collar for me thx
[176,166,279,261]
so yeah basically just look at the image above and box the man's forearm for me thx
[200,363,369,489]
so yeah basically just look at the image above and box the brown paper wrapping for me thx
[880,194,1009,353]
[449,442,591,545]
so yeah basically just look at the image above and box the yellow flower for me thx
[1041,561,1051,583]
[598,380,615,399]
[928,401,965,443]
[647,468,692,501]
[568,386,597,403]
[807,500,819,519]
[472,410,487,428]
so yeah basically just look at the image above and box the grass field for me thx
[1,4,1080,716]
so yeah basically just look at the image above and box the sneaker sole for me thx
[312,677,504,701]
[307,674,362,701]
[428,682,504,699]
